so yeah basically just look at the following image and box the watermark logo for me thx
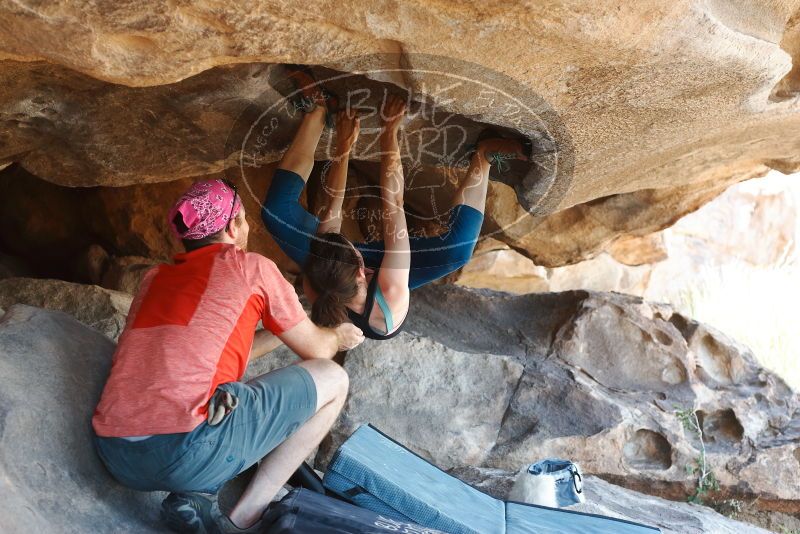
[225,53,573,265]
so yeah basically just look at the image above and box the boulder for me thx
[455,245,550,294]
[457,169,799,296]
[483,165,767,267]
[0,277,132,340]
[451,467,774,534]
[608,234,669,267]
[0,304,168,533]
[319,284,800,518]
[0,251,31,279]
[100,255,160,295]
[3,1,800,264]
[1,283,797,532]
[456,247,653,296]
[320,333,524,469]
[71,244,110,284]
[2,1,800,200]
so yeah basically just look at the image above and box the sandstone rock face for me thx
[0,277,132,340]
[0,251,31,279]
[318,284,800,520]
[1,276,791,521]
[1,300,780,533]
[72,244,111,285]
[451,467,774,534]
[2,1,800,264]
[1,1,799,198]
[323,334,524,469]
[100,255,161,295]
[0,304,168,533]
[459,170,800,290]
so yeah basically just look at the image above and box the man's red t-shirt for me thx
[92,243,306,437]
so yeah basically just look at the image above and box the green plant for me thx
[675,406,720,504]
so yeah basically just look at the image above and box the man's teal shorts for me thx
[93,365,317,494]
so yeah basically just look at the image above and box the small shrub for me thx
[675,406,719,504]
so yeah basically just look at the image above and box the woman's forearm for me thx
[318,149,349,229]
[319,111,359,233]
[379,130,411,268]
[379,131,404,206]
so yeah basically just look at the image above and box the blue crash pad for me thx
[324,424,660,534]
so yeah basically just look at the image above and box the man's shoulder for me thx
[238,251,292,287]
[241,250,279,270]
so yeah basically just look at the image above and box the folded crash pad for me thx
[323,424,660,534]
[263,487,448,533]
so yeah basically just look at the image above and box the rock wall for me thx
[313,285,800,516]
[0,305,167,533]
[2,299,791,533]
[5,273,795,516]
[458,171,800,294]
[2,2,800,531]
[2,1,800,264]
[220,283,800,524]
[455,170,800,393]
[0,277,131,340]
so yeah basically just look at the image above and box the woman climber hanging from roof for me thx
[261,66,530,341]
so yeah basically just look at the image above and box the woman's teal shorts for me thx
[262,168,484,290]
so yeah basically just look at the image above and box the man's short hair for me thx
[181,228,226,252]
[174,211,240,252]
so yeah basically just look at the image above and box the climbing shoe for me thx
[160,492,267,534]
[466,128,532,171]
[285,64,339,129]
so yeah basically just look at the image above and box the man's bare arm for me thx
[277,316,364,360]
[249,329,284,360]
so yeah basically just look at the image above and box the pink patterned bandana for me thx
[168,179,242,240]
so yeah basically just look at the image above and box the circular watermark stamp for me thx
[225,53,574,269]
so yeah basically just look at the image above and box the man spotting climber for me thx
[91,178,364,533]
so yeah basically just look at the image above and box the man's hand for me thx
[335,323,365,351]
[336,109,360,155]
[278,317,364,359]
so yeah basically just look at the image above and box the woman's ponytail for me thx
[305,233,362,328]
[311,290,349,327]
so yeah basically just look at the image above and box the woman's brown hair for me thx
[304,232,362,327]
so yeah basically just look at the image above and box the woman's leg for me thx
[450,149,492,213]
[401,139,528,288]
[350,152,490,289]
[403,204,484,289]
[450,138,527,213]
[278,106,327,181]
[262,107,328,267]
[351,139,527,289]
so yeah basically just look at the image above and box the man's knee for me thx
[296,359,348,409]
[324,360,349,398]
